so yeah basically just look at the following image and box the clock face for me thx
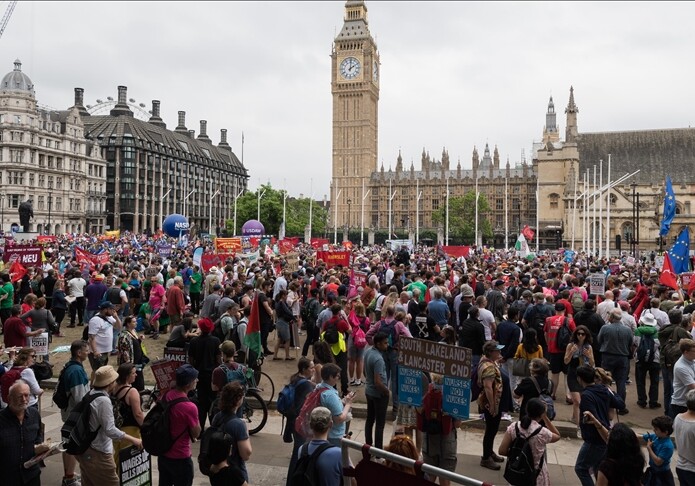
[339,57,361,80]
[373,61,378,81]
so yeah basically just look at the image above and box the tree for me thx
[225,183,327,236]
[432,191,493,244]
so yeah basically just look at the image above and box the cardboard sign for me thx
[150,359,178,396]
[655,255,665,272]
[29,332,49,355]
[442,375,471,420]
[398,338,472,379]
[3,245,42,266]
[162,347,187,365]
[397,366,424,407]
[119,444,152,486]
[285,252,299,272]
[589,273,606,296]
[609,263,621,275]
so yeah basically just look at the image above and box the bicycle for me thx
[207,381,268,436]
[248,368,275,405]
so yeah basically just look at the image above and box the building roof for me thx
[81,114,247,176]
[371,167,533,183]
[1,59,35,96]
[576,128,695,185]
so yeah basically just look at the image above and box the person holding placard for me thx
[4,305,43,348]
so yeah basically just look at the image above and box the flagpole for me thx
[505,176,509,249]
[605,154,611,258]
[388,178,393,241]
[535,175,539,253]
[360,179,370,247]
[446,177,450,246]
[474,177,479,248]
[334,183,341,245]
[584,169,589,253]
[416,180,423,246]
[593,165,597,257]
[572,165,577,251]
[308,178,313,242]
[598,160,603,259]
[282,178,287,239]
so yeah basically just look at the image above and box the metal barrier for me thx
[340,438,494,486]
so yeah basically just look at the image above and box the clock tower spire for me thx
[331,0,380,233]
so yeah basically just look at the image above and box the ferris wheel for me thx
[86,96,152,121]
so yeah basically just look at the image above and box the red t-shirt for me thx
[544,315,576,354]
[162,389,199,459]
[3,316,29,348]
[322,315,350,334]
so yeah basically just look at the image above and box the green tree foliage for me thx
[226,183,327,236]
[432,191,493,244]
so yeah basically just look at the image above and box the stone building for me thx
[0,59,106,234]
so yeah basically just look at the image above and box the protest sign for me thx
[29,332,49,355]
[397,366,424,407]
[119,444,152,486]
[150,359,178,396]
[163,347,187,366]
[215,237,241,258]
[442,375,471,420]
[285,252,299,272]
[589,273,606,296]
[3,245,42,266]
[398,338,472,379]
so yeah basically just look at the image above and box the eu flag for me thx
[660,176,676,236]
[668,226,690,274]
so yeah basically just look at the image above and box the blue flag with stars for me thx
[660,176,676,236]
[669,226,690,274]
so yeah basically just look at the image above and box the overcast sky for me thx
[3,1,694,200]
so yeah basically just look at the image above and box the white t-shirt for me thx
[68,277,87,298]
[88,314,115,354]
[672,356,695,407]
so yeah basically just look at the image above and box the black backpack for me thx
[289,443,335,486]
[61,392,103,455]
[53,361,80,410]
[141,396,190,456]
[636,333,656,364]
[503,423,545,486]
[323,317,340,345]
[555,317,571,351]
[198,414,234,476]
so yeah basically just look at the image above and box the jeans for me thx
[662,366,674,415]
[601,353,628,404]
[502,359,519,399]
[635,361,660,406]
[365,393,389,449]
[482,409,502,460]
[84,308,97,326]
[574,441,607,486]
[286,430,306,486]
[301,320,318,357]
[70,297,85,325]
[157,456,194,486]
[384,348,399,409]
[189,292,201,315]
[677,468,695,486]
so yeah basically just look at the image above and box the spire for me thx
[442,147,450,170]
[565,86,579,143]
[396,150,403,171]
[480,143,493,169]
[566,86,577,113]
[472,146,479,170]
[493,145,500,169]
[543,94,559,144]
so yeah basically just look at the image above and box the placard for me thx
[285,252,299,272]
[3,245,42,266]
[442,375,471,420]
[316,250,351,268]
[589,273,606,296]
[682,273,693,289]
[397,366,424,407]
[398,337,472,379]
[119,444,152,486]
[150,359,178,396]
[29,332,49,355]
[163,347,187,366]
[655,255,665,272]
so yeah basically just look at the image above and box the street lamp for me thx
[0,192,4,235]
[347,198,352,239]
[183,189,196,219]
[210,189,220,234]
[47,195,52,235]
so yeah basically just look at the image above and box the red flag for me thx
[522,225,535,242]
[448,268,455,290]
[424,285,432,303]
[660,253,679,290]
[9,260,26,283]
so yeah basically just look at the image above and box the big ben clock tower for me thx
[331,0,379,232]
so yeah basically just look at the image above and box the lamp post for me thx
[209,189,220,234]
[47,195,52,235]
[347,198,352,240]
[0,192,5,235]
[160,188,172,231]
[183,189,196,220]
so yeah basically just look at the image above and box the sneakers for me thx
[490,452,505,463]
[501,413,513,421]
[649,402,662,409]
[62,476,81,486]
[618,408,629,415]
[349,379,363,386]
[480,457,501,470]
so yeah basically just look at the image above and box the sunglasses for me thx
[576,332,586,336]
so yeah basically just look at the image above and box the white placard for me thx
[589,273,606,296]
[30,332,49,355]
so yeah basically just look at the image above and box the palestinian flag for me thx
[514,234,529,257]
[244,291,263,358]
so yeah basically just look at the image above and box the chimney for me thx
[148,100,166,129]
[218,128,231,149]
[73,88,90,117]
[109,85,133,117]
[174,110,188,134]
[188,130,195,139]
[197,120,211,142]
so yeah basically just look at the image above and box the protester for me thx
[597,307,633,415]
[634,312,662,410]
[116,315,146,391]
[187,317,221,430]
[211,381,252,483]
[288,407,342,485]
[564,325,595,424]
[478,340,505,470]
[674,389,695,484]
[317,363,355,447]
[87,302,120,379]
[205,428,249,486]
[669,338,695,418]
[274,289,295,361]
[514,358,553,419]
[384,434,420,475]
[285,357,316,485]
[4,304,43,348]
[112,363,145,468]
[364,332,390,449]
[596,423,645,486]
[641,415,676,486]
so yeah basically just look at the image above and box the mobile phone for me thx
[582,414,590,424]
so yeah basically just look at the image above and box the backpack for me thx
[416,384,453,435]
[530,376,556,421]
[322,317,340,345]
[294,387,328,438]
[104,287,122,306]
[353,325,367,349]
[378,319,399,349]
[53,361,81,410]
[503,422,545,486]
[288,443,335,486]
[211,316,228,342]
[301,298,318,323]
[198,414,234,476]
[220,363,247,389]
[570,289,585,313]
[636,333,656,364]
[662,337,681,367]
[230,318,244,351]
[277,378,308,417]
[61,392,103,455]
[141,395,190,456]
[470,364,482,402]
[555,317,571,351]
[0,366,26,403]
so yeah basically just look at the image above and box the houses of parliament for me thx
[330,0,695,252]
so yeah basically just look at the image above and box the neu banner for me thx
[3,245,42,266]
[316,250,350,268]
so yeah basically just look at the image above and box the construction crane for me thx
[0,1,18,40]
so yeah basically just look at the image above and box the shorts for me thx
[347,335,366,360]
[549,353,567,374]
[422,429,457,472]
[276,319,290,342]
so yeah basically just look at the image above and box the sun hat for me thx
[93,366,119,388]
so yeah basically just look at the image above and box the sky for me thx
[2,1,695,201]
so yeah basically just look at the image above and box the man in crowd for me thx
[545,302,576,403]
[87,302,120,379]
[669,339,695,418]
[165,276,186,333]
[188,317,221,430]
[287,407,342,485]
[597,307,633,415]
[364,332,390,449]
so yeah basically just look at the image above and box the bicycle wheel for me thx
[255,371,275,405]
[243,389,268,435]
[140,389,155,412]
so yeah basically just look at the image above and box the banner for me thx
[156,241,172,258]
[3,245,42,266]
[119,445,152,486]
[29,332,49,355]
[310,238,329,249]
[236,250,259,264]
[278,239,294,255]
[92,252,110,265]
[192,247,204,269]
[398,338,472,379]
[316,250,351,268]
[104,230,121,238]
[162,347,187,366]
[215,237,242,258]
[441,246,471,258]
[36,235,57,243]
[200,253,222,273]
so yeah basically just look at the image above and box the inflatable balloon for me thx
[241,219,265,236]
[162,214,190,238]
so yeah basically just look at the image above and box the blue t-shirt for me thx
[318,383,345,440]
[364,347,386,399]
[215,412,250,481]
[642,432,674,472]
[297,440,342,486]
[427,298,450,325]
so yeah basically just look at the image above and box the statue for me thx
[18,200,33,232]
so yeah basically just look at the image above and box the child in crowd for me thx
[642,415,676,486]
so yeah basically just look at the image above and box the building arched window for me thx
[549,193,559,209]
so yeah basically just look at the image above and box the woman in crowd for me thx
[112,363,145,467]
[596,423,645,486]
[211,381,253,484]
[51,279,69,336]
[117,316,146,391]
[166,312,198,348]
[287,281,302,348]
[20,297,56,359]
[21,293,38,326]
[564,325,595,424]
[439,325,457,346]
[513,358,553,419]
[385,434,420,475]
[347,301,370,386]
[127,270,142,316]
[478,340,505,471]
[514,327,543,362]
[5,347,43,410]
[206,430,248,486]
[499,397,561,486]
[273,289,295,361]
